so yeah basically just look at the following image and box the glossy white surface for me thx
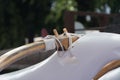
[1,32,120,80]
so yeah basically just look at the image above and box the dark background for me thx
[0,0,120,50]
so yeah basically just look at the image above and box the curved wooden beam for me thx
[0,41,45,71]
[93,60,120,80]
[0,31,79,71]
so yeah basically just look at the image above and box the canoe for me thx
[0,29,120,80]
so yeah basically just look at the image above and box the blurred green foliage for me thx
[45,0,77,33]
[46,0,77,22]
[0,0,119,50]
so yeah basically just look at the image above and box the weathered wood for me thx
[0,33,79,72]
[53,29,59,37]
[0,42,45,71]
[0,49,55,74]
[94,60,120,80]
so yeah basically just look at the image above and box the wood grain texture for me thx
[94,60,120,80]
[0,35,79,71]
[0,42,45,71]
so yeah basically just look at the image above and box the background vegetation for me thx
[0,0,120,49]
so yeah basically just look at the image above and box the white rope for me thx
[45,35,65,57]
[44,38,56,51]
[45,34,79,65]
[59,32,79,65]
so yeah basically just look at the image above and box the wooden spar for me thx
[63,28,68,33]
[53,29,59,37]
[94,60,120,80]
[0,41,45,71]
[0,29,79,71]
[53,28,79,50]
